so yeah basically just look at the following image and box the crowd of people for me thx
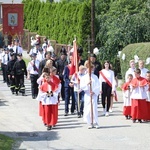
[0,36,150,130]
[122,60,150,123]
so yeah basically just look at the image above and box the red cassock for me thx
[40,80,59,126]
[146,80,150,120]
[39,79,46,118]
[122,82,131,116]
[130,77,148,120]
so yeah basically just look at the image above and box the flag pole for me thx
[73,39,80,116]
[88,49,93,126]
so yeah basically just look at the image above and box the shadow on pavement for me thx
[101,125,131,129]
[0,131,60,149]
[0,99,9,106]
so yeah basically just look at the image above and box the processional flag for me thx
[2,4,24,36]
[69,40,79,76]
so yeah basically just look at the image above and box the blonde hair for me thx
[84,60,89,68]
[79,65,86,71]
[138,60,144,64]
[45,59,53,67]
[129,60,135,64]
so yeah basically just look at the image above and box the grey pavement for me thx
[0,69,150,150]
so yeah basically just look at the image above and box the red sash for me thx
[100,71,118,101]
[30,61,39,72]
[100,71,112,87]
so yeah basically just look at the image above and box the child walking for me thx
[122,74,133,119]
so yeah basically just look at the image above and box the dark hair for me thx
[147,70,150,74]
[128,74,133,78]
[60,47,67,55]
[134,68,141,74]
[44,51,51,58]
[103,60,111,69]
[43,72,49,78]
[77,46,83,55]
[42,67,50,74]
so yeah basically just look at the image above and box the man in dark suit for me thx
[56,52,68,101]
[63,54,75,116]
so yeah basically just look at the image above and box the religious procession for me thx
[0,34,150,131]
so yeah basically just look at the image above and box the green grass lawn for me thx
[23,57,30,66]
[0,134,15,150]
[116,87,122,91]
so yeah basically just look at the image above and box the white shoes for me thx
[95,123,100,129]
[88,124,100,129]
[105,112,109,117]
[88,124,94,129]
[103,108,106,115]
[109,108,113,113]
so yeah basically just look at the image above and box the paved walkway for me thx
[0,67,150,149]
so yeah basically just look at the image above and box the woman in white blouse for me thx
[99,60,116,116]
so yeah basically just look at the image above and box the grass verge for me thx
[0,134,15,150]
[23,57,30,66]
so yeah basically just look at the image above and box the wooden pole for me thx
[88,41,93,126]
[91,0,95,52]
[73,39,80,115]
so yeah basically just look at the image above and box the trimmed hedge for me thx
[22,0,91,54]
[120,42,150,80]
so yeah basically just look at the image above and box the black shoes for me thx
[78,114,81,118]
[71,112,75,115]
[32,95,37,99]
[133,119,142,123]
[22,93,27,96]
[77,112,83,118]
[132,119,136,123]
[125,115,131,120]
[47,126,52,130]
[64,113,68,116]
[44,123,47,127]
[138,119,142,123]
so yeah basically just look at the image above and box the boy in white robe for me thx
[125,60,136,82]
[80,64,100,129]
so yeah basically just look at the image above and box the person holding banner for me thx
[80,64,100,129]
[71,65,86,118]
[99,60,116,117]
[27,53,40,99]
[63,54,76,116]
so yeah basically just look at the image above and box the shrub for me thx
[120,42,150,80]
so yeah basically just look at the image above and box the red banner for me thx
[2,4,24,36]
